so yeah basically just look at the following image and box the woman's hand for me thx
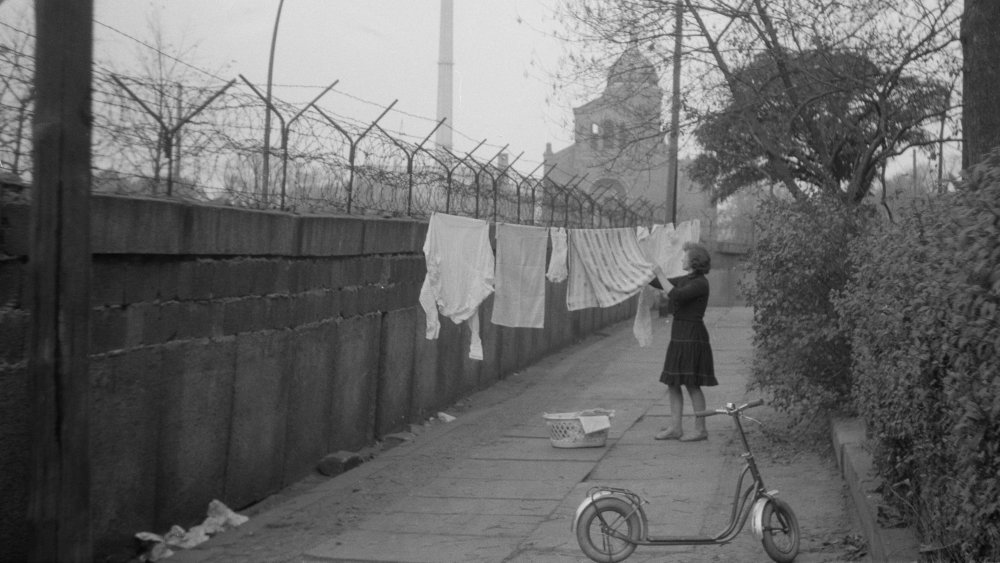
[653,265,666,281]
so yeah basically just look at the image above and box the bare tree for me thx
[0,6,35,177]
[555,0,962,205]
[92,11,231,198]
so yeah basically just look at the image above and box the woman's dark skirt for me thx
[660,318,717,387]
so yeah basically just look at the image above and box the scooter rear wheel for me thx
[761,498,800,563]
[576,496,642,562]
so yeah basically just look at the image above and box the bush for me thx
[742,196,870,419]
[834,150,1000,561]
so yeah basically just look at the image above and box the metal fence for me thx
[0,23,666,228]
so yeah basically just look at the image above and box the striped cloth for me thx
[566,227,655,311]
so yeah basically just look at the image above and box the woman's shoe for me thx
[654,429,682,440]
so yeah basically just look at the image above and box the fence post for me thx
[566,173,589,227]
[515,162,544,224]
[315,100,397,214]
[470,144,507,219]
[377,118,445,216]
[240,76,336,208]
[114,75,235,196]
[492,151,522,223]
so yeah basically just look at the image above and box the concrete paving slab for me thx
[355,511,545,537]
[304,530,519,562]
[389,496,559,517]
[440,459,594,481]
[466,436,609,461]
[413,477,577,500]
[501,423,551,439]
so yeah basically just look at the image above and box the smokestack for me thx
[436,0,454,150]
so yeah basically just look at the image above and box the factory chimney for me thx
[436,0,454,150]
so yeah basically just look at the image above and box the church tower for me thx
[544,45,713,230]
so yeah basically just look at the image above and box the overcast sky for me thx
[3,0,579,175]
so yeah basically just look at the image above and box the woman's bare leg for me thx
[682,385,708,441]
[655,384,685,439]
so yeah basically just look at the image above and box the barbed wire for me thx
[0,20,665,228]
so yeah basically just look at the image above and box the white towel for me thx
[418,212,495,360]
[632,285,660,347]
[578,415,611,435]
[545,227,568,283]
[492,224,548,328]
[566,228,655,311]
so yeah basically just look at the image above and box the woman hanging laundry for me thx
[649,242,716,442]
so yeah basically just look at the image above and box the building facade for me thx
[543,46,715,232]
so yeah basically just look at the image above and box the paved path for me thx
[172,307,861,563]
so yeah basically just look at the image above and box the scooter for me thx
[572,399,800,562]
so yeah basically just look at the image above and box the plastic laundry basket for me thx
[542,409,615,448]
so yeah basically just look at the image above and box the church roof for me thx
[607,46,658,88]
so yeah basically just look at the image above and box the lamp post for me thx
[262,0,286,203]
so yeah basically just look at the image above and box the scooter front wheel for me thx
[761,498,800,563]
[576,496,642,562]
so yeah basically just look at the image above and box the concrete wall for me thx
[0,195,641,561]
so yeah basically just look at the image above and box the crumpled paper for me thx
[137,499,249,561]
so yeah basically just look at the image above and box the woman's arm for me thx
[667,276,708,304]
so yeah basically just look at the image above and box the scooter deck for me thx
[639,535,722,546]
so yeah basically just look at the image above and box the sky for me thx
[78,0,578,175]
[1,0,580,175]
[1,0,958,183]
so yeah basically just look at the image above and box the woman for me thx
[649,242,716,442]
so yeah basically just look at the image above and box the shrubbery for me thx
[834,152,1000,561]
[742,196,869,418]
[746,156,1000,558]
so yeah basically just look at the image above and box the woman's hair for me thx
[684,242,711,274]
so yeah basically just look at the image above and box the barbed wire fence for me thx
[1,19,667,228]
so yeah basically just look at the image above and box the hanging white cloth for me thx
[492,223,548,328]
[545,227,568,283]
[631,220,702,346]
[566,227,655,311]
[418,212,495,360]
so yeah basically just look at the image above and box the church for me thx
[543,45,715,231]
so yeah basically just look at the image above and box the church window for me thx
[602,119,615,150]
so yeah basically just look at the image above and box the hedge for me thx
[834,150,1000,561]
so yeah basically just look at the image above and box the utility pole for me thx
[667,1,683,224]
[29,0,94,560]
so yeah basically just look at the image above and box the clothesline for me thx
[419,212,701,360]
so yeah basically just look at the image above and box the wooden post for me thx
[28,0,94,561]
[667,1,683,224]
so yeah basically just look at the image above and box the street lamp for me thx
[262,0,286,203]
